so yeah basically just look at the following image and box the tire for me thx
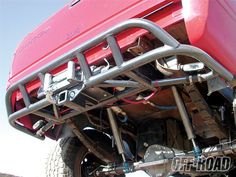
[46,136,125,177]
[46,137,79,177]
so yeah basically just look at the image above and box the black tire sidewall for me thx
[73,144,88,177]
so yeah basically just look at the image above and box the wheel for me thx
[45,136,125,177]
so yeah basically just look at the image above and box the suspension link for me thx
[67,119,113,163]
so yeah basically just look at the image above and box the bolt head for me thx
[69,91,75,98]
[143,142,149,147]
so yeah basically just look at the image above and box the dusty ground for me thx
[0,173,20,177]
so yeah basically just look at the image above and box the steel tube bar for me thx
[107,108,126,162]
[33,111,61,123]
[97,80,141,88]
[172,86,195,140]
[18,84,31,108]
[5,18,234,138]
[125,71,157,91]
[6,19,232,115]
[61,87,146,120]
[9,98,51,126]
[76,53,92,80]
[84,45,233,89]
[106,35,124,66]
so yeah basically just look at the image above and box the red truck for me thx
[5,0,236,176]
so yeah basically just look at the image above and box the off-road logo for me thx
[171,156,231,172]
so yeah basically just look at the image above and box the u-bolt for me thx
[172,86,201,159]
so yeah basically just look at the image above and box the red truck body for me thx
[9,0,181,86]
[6,1,236,176]
[6,0,236,139]
[8,0,236,88]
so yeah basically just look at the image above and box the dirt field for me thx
[0,172,20,177]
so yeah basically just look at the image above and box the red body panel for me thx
[182,0,236,74]
[8,0,181,88]
[8,0,236,94]
[6,0,236,139]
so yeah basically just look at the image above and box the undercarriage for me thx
[6,19,236,176]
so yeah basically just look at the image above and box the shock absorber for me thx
[172,86,201,159]
[107,108,126,163]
